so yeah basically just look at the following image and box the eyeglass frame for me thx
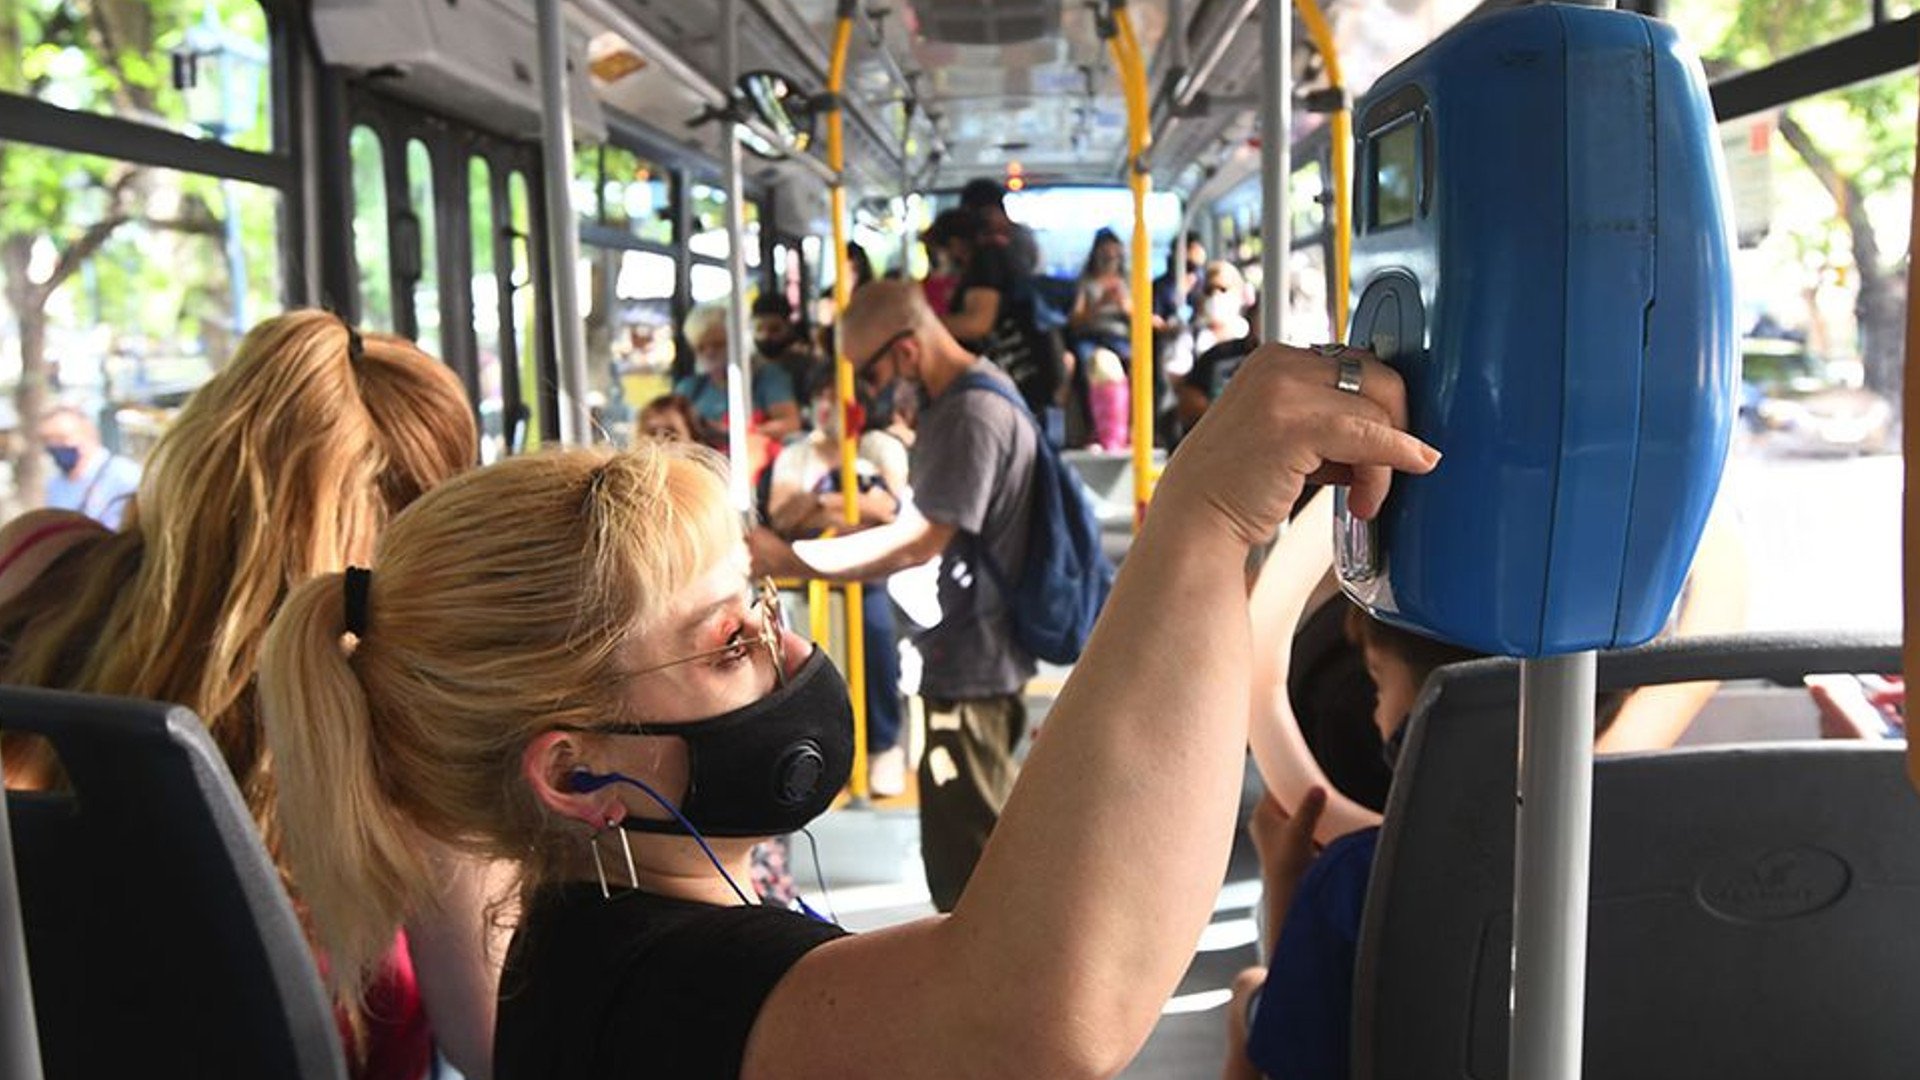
[620,577,790,688]
[855,328,915,384]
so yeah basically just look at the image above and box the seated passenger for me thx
[1069,228,1133,363]
[638,393,702,443]
[1176,266,1258,436]
[0,310,496,1080]
[256,334,1438,1079]
[751,294,819,413]
[1227,495,1651,1080]
[766,367,912,796]
[672,301,803,448]
[1227,611,1623,1080]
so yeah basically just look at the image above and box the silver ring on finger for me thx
[1335,355,1364,396]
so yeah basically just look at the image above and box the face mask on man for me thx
[46,445,80,476]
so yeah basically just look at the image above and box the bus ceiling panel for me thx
[311,0,608,143]
[856,0,1172,187]
[574,0,907,176]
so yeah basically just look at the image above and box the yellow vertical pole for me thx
[1109,4,1154,528]
[1296,0,1351,335]
[827,7,871,801]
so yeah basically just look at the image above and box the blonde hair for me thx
[683,302,731,346]
[258,444,738,999]
[0,309,478,832]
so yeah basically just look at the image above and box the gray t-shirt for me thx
[909,360,1038,699]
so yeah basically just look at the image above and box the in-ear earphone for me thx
[564,767,837,922]
[564,768,756,906]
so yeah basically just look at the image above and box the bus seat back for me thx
[1354,634,1917,1080]
[3,687,347,1079]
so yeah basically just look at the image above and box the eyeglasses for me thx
[856,329,915,381]
[623,578,790,687]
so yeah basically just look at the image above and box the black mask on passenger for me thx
[753,331,790,358]
[45,445,80,475]
[570,647,854,838]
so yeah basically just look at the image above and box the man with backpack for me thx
[748,279,1111,912]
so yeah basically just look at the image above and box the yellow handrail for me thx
[1108,4,1155,528]
[1295,0,1351,335]
[827,7,871,800]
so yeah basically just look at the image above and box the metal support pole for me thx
[535,0,592,444]
[1510,651,1598,1080]
[1259,0,1291,342]
[0,746,45,1080]
[721,0,756,513]
[900,100,916,276]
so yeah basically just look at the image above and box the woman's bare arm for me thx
[742,345,1437,1080]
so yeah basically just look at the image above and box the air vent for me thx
[919,0,1061,45]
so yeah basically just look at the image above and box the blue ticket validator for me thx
[1335,3,1737,658]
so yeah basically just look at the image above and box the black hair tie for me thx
[343,566,372,638]
[331,312,365,365]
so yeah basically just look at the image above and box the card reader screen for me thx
[1372,120,1419,230]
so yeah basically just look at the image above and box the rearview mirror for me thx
[735,70,815,159]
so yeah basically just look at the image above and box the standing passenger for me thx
[937,207,1063,427]
[0,310,495,1080]
[751,281,1039,910]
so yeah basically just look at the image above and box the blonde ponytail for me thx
[258,571,434,999]
[258,444,739,1004]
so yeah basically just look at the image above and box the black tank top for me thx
[494,884,846,1079]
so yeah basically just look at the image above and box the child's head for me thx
[1343,602,1628,743]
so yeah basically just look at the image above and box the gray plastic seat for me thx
[1354,633,1913,1080]
[1,687,347,1079]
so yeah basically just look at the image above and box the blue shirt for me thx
[673,364,797,426]
[45,453,141,530]
[1247,826,1381,1080]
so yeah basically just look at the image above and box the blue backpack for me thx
[952,372,1117,664]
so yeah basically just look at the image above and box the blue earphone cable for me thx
[577,770,757,907]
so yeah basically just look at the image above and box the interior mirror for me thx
[735,70,815,158]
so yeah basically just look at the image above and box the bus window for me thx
[1709,73,1911,636]
[1,0,273,153]
[690,262,732,304]
[406,139,441,360]
[601,146,673,247]
[611,251,677,437]
[469,157,506,464]
[508,169,541,452]
[349,126,393,332]
[687,181,759,267]
[0,146,282,513]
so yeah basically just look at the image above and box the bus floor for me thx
[796,682,1269,1080]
